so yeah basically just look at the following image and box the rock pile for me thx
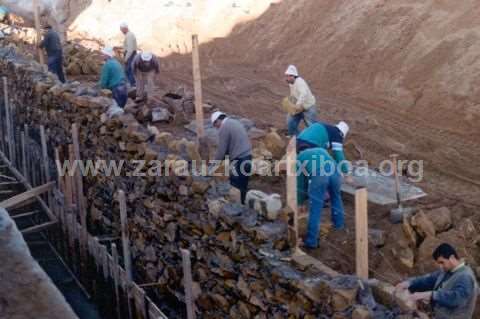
[0,45,418,318]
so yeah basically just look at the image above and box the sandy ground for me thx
[0,208,78,319]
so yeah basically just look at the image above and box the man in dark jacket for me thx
[396,243,478,319]
[39,25,65,83]
[211,111,252,204]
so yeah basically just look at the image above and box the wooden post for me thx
[66,144,75,208]
[24,124,30,183]
[33,0,45,65]
[191,34,204,140]
[355,188,369,279]
[40,125,52,207]
[71,124,87,255]
[181,249,196,319]
[3,77,13,162]
[21,131,27,178]
[54,147,65,191]
[112,243,122,319]
[286,137,299,252]
[118,190,132,281]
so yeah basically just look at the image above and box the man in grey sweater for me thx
[211,111,252,204]
[396,243,478,319]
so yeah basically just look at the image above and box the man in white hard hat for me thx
[211,111,252,204]
[120,22,137,87]
[284,64,317,136]
[132,51,160,103]
[297,121,354,184]
[99,47,128,108]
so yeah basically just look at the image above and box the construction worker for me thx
[211,111,252,204]
[132,52,160,103]
[297,147,345,249]
[297,121,353,183]
[39,25,65,83]
[396,243,478,319]
[120,22,137,87]
[99,47,128,108]
[0,6,10,24]
[284,65,317,136]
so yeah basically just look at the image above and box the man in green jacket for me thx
[297,147,345,249]
[99,47,128,108]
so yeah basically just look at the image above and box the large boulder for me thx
[425,207,452,233]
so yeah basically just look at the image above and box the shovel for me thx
[390,154,415,223]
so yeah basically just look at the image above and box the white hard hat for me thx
[211,111,226,124]
[336,121,350,138]
[141,52,153,61]
[285,65,299,77]
[101,47,115,57]
[120,22,128,29]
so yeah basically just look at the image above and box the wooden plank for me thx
[33,0,45,64]
[132,284,146,318]
[290,249,339,277]
[111,243,122,319]
[181,248,196,319]
[118,190,133,282]
[12,210,41,219]
[147,297,169,319]
[65,145,74,208]
[191,34,204,139]
[21,220,57,234]
[0,181,54,209]
[71,124,87,255]
[54,147,65,192]
[355,188,369,279]
[286,137,299,252]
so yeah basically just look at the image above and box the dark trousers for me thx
[112,83,128,108]
[230,155,252,204]
[125,52,136,86]
[47,51,65,83]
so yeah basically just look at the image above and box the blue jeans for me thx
[125,52,136,86]
[112,83,128,108]
[47,51,65,83]
[304,170,345,248]
[287,106,317,136]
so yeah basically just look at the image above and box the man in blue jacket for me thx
[99,47,128,108]
[396,243,478,319]
[297,147,345,249]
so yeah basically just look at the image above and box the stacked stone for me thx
[0,45,414,319]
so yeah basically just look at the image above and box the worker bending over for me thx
[396,243,478,319]
[211,111,252,204]
[284,65,317,136]
[120,22,137,87]
[297,147,345,249]
[132,52,160,103]
[39,25,65,83]
[99,47,128,108]
[297,121,352,183]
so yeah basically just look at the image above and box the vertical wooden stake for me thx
[21,131,27,180]
[112,243,122,319]
[181,249,195,319]
[54,147,65,191]
[119,190,133,319]
[40,125,52,207]
[191,34,204,140]
[3,77,13,162]
[66,144,75,208]
[286,137,299,252]
[71,124,87,256]
[33,0,45,65]
[355,187,369,279]
[24,124,30,183]
[118,190,132,281]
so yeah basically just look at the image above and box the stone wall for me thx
[0,44,416,319]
